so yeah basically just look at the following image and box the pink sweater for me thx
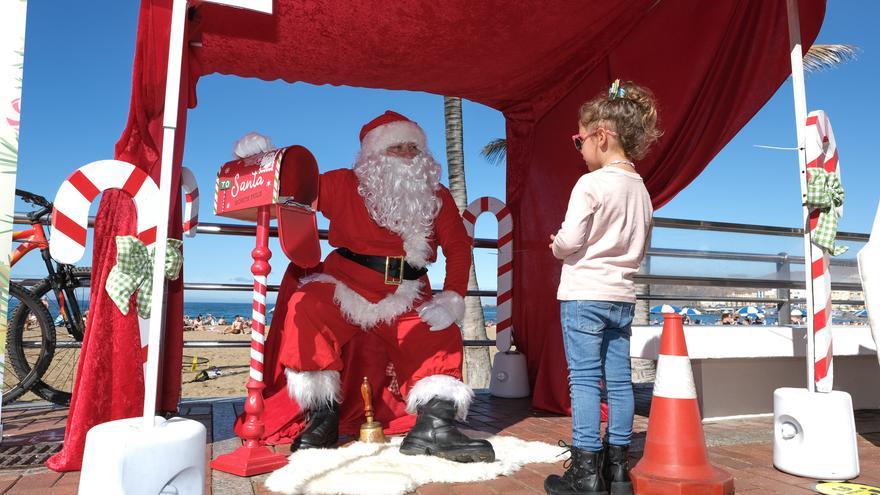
[551,167,653,303]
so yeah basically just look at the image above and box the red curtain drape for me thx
[47,0,196,472]
[509,1,824,413]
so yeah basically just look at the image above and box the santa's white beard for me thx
[353,151,442,268]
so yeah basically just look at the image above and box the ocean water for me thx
[183,302,499,326]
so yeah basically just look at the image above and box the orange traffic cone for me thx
[630,313,735,494]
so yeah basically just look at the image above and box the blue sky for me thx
[11,1,879,302]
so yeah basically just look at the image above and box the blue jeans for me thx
[560,300,635,451]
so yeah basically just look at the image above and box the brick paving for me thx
[1,395,879,494]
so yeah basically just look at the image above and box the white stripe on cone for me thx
[653,354,697,400]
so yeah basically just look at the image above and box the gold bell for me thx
[359,376,387,443]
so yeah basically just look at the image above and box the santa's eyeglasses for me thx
[385,142,421,156]
[571,128,618,151]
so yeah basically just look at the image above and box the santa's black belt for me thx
[335,248,427,285]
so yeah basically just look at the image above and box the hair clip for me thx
[608,79,626,100]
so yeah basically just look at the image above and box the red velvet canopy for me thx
[49,1,826,471]
[187,0,823,413]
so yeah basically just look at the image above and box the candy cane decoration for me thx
[50,160,159,265]
[462,197,514,352]
[180,166,199,237]
[805,110,840,393]
[50,160,160,372]
[50,162,198,371]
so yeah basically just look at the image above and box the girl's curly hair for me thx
[578,81,662,160]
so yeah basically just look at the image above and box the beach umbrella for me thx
[854,309,868,317]
[679,307,702,316]
[650,304,681,314]
[737,306,765,317]
[791,309,805,317]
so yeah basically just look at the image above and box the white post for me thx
[786,0,816,393]
[142,0,189,426]
[141,0,275,427]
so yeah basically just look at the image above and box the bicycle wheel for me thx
[25,267,90,406]
[4,282,55,405]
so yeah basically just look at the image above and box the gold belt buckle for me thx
[384,256,405,285]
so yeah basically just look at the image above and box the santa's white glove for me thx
[417,291,465,331]
[233,132,274,159]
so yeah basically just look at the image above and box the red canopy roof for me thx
[189,0,827,412]
[167,0,831,413]
[52,1,825,472]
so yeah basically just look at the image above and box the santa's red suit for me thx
[279,166,471,399]
[236,111,495,463]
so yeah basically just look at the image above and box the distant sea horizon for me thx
[183,301,498,324]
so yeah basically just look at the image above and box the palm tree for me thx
[480,139,507,167]
[803,44,857,72]
[444,96,490,388]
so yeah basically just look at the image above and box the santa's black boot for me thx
[602,443,633,495]
[544,445,607,495]
[292,402,339,451]
[399,397,495,463]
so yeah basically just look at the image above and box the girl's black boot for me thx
[544,444,608,495]
[603,443,633,495]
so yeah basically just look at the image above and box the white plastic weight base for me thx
[78,416,207,495]
[773,387,860,480]
[489,351,530,398]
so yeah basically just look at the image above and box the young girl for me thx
[545,80,659,495]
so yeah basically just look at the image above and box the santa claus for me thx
[235,110,495,463]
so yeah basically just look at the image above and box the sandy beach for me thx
[181,327,253,398]
[180,324,499,399]
[181,325,495,398]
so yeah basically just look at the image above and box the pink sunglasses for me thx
[571,128,618,151]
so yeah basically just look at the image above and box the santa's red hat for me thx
[359,110,427,155]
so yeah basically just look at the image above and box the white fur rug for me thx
[264,435,565,495]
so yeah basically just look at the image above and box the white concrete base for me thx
[631,325,880,420]
[773,387,860,480]
[79,416,207,495]
[490,351,530,398]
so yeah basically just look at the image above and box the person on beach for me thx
[232,111,494,463]
[230,315,244,334]
[545,80,659,495]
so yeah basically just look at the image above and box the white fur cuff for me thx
[361,120,427,156]
[434,290,465,322]
[300,273,423,330]
[406,374,474,421]
[285,369,341,411]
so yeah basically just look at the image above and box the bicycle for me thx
[5,189,90,406]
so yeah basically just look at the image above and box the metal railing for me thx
[13,212,868,344]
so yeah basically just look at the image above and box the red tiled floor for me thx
[2,396,880,494]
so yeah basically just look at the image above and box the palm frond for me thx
[0,135,19,167]
[480,138,507,166]
[804,44,858,73]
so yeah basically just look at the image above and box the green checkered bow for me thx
[805,168,847,256]
[106,236,183,319]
